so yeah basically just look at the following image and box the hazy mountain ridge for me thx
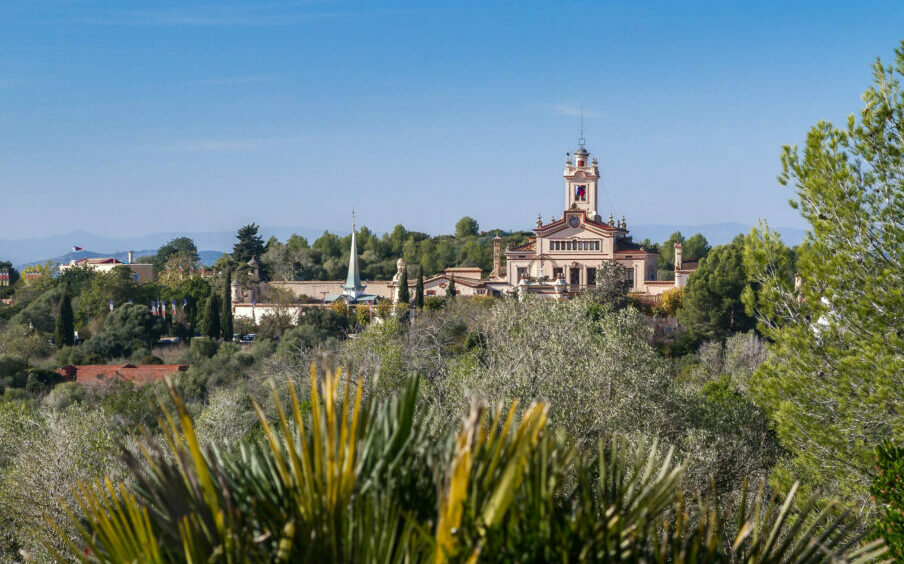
[1,223,806,268]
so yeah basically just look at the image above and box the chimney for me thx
[673,243,683,271]
[127,250,134,264]
[491,236,502,278]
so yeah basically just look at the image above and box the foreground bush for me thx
[49,366,886,563]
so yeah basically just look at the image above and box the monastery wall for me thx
[269,280,395,300]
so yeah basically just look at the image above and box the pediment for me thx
[541,222,615,238]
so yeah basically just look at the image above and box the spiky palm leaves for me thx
[49,367,887,563]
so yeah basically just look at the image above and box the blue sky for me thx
[1,0,902,240]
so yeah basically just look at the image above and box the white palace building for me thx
[235,138,696,319]
[498,139,695,300]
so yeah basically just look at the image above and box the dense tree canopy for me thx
[154,237,199,273]
[454,216,480,238]
[678,236,755,342]
[746,43,904,512]
[232,223,266,264]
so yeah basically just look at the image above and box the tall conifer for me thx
[398,266,410,305]
[55,287,75,347]
[415,267,424,309]
[221,266,234,340]
[205,294,221,340]
[447,275,456,300]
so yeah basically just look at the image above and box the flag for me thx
[161,301,166,320]
[108,299,114,312]
[252,299,256,322]
[151,301,157,315]
[72,245,83,252]
[182,298,187,310]
[171,300,176,317]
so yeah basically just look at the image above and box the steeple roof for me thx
[342,225,364,294]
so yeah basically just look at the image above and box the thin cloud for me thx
[553,103,605,119]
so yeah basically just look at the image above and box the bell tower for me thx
[563,141,600,221]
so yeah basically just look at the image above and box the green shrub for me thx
[872,441,904,560]
[189,336,219,359]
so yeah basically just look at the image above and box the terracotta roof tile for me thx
[57,364,188,387]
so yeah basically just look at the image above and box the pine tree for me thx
[204,294,221,340]
[221,266,234,340]
[415,267,425,309]
[397,266,410,305]
[446,275,456,300]
[745,42,904,511]
[677,236,754,342]
[232,223,266,264]
[55,287,75,347]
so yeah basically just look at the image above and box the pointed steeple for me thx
[343,214,364,298]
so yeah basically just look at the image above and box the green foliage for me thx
[76,265,155,328]
[221,266,233,339]
[871,441,904,560]
[455,215,480,238]
[0,355,28,392]
[81,304,164,360]
[397,266,410,305]
[683,233,711,261]
[203,293,222,340]
[233,223,266,264]
[276,308,349,358]
[189,336,219,359]
[0,404,123,561]
[446,275,456,299]
[55,286,75,347]
[49,368,886,563]
[154,237,199,272]
[747,42,904,513]
[590,259,630,309]
[415,267,424,309]
[678,236,755,341]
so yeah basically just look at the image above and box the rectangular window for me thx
[595,241,600,251]
[517,267,527,281]
[587,267,597,285]
[553,267,563,279]
[570,267,580,285]
[623,266,634,291]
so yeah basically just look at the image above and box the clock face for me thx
[568,216,580,228]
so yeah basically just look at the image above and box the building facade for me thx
[59,253,155,283]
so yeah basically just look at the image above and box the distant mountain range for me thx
[0,223,806,269]
[0,227,324,268]
[16,249,225,270]
[629,222,806,248]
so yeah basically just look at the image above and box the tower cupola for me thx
[563,142,600,221]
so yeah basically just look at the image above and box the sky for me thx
[1,0,903,240]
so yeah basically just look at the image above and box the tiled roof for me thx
[76,258,122,265]
[57,364,188,386]
[507,240,536,253]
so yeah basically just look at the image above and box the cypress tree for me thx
[55,287,75,347]
[447,275,456,300]
[415,267,425,310]
[221,266,234,340]
[205,294,221,340]
[398,266,410,305]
